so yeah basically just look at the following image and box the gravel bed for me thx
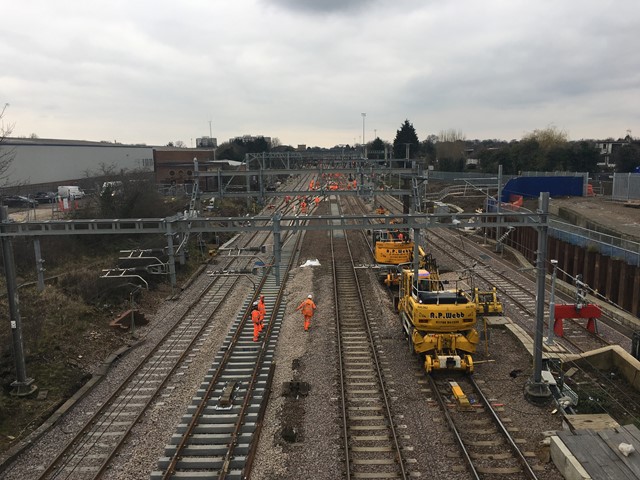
[2,199,570,479]
[1,266,249,480]
[250,199,566,479]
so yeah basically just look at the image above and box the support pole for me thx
[165,221,177,293]
[545,259,558,345]
[495,164,503,252]
[273,211,282,286]
[34,237,46,292]
[525,192,552,405]
[1,206,37,396]
[413,228,420,281]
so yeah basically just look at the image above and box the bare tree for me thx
[174,140,186,148]
[436,128,467,171]
[522,125,568,150]
[438,128,466,142]
[0,103,17,188]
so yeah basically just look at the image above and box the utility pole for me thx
[525,192,553,405]
[1,207,37,397]
[545,259,558,346]
[361,113,366,157]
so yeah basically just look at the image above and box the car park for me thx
[2,195,38,208]
[33,191,57,203]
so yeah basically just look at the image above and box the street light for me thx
[361,113,366,155]
[545,259,558,345]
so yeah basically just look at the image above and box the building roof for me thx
[3,137,151,148]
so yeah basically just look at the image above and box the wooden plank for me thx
[621,424,640,444]
[560,432,631,479]
[599,429,640,479]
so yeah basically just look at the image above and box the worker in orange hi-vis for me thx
[257,295,266,333]
[314,196,320,207]
[300,200,307,214]
[309,179,314,190]
[251,301,261,342]
[296,294,317,331]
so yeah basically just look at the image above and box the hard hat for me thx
[253,301,258,306]
[260,294,265,299]
[308,294,313,299]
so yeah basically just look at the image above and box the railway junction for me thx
[0,163,639,479]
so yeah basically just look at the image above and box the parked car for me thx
[33,191,57,204]
[2,195,38,208]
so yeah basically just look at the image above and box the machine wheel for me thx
[424,356,433,373]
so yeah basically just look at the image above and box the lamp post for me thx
[545,259,558,345]
[361,113,366,156]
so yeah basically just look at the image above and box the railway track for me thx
[378,194,632,355]
[429,374,539,479]
[150,210,305,478]
[34,231,274,480]
[331,201,410,479]
[428,227,624,355]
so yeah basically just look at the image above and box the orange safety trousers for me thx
[251,310,261,341]
[257,302,266,333]
[303,314,312,331]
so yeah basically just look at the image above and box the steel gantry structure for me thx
[1,151,556,402]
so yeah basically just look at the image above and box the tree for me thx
[438,129,466,143]
[420,138,436,166]
[435,128,467,172]
[174,140,186,148]
[522,125,568,151]
[392,119,419,159]
[0,103,17,188]
[612,143,640,172]
[368,137,386,159]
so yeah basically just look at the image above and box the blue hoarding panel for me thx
[501,176,583,202]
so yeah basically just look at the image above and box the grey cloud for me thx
[264,0,381,14]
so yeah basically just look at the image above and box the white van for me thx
[58,185,85,199]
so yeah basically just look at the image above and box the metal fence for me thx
[549,219,640,266]
[612,173,640,201]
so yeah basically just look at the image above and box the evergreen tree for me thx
[368,137,386,159]
[393,119,419,159]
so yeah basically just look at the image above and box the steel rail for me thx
[36,231,265,480]
[332,197,408,479]
[157,201,306,479]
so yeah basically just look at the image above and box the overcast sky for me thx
[1,0,639,148]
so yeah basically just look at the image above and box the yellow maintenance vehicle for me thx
[398,267,479,373]
[372,225,438,287]
[473,287,503,316]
